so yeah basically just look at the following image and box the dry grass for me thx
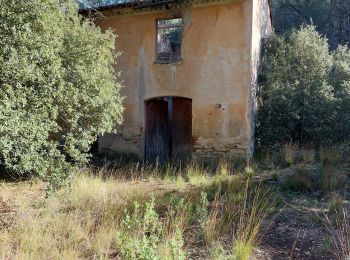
[232,181,276,259]
[324,208,350,260]
[321,148,347,191]
[0,162,276,259]
[0,171,172,259]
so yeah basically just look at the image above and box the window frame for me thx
[155,17,184,64]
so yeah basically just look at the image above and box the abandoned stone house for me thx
[84,0,272,163]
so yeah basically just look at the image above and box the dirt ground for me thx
[260,195,334,259]
[257,164,350,260]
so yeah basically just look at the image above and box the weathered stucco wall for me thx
[97,0,271,159]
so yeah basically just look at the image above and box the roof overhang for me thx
[79,0,244,17]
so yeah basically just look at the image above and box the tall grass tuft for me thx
[320,148,346,191]
[283,142,296,166]
[187,163,209,186]
[324,208,350,260]
[232,181,276,260]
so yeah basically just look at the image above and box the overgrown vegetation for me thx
[257,25,350,150]
[0,0,123,192]
[0,163,276,259]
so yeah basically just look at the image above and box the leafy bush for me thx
[116,198,162,259]
[257,25,350,150]
[116,197,187,260]
[0,0,123,191]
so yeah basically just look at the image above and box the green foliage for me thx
[271,0,350,49]
[116,196,186,260]
[196,191,210,229]
[271,0,331,36]
[330,46,350,142]
[116,198,162,260]
[166,228,186,260]
[257,25,350,149]
[0,0,123,191]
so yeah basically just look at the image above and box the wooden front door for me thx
[172,97,192,162]
[145,99,169,164]
[145,97,192,164]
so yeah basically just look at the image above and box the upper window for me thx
[156,18,183,63]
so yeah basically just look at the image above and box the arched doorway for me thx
[145,97,192,164]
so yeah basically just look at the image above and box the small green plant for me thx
[320,236,333,255]
[154,196,189,260]
[196,191,210,231]
[116,197,162,260]
[166,228,186,260]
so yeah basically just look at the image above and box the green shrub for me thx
[116,196,187,260]
[0,0,123,191]
[257,25,350,149]
[116,198,162,260]
[196,191,210,233]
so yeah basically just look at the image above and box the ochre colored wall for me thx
[97,0,271,159]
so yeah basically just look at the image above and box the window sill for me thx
[154,59,183,65]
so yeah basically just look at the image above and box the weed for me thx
[196,192,210,235]
[324,208,350,259]
[116,197,162,259]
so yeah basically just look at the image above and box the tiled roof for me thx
[79,0,180,11]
